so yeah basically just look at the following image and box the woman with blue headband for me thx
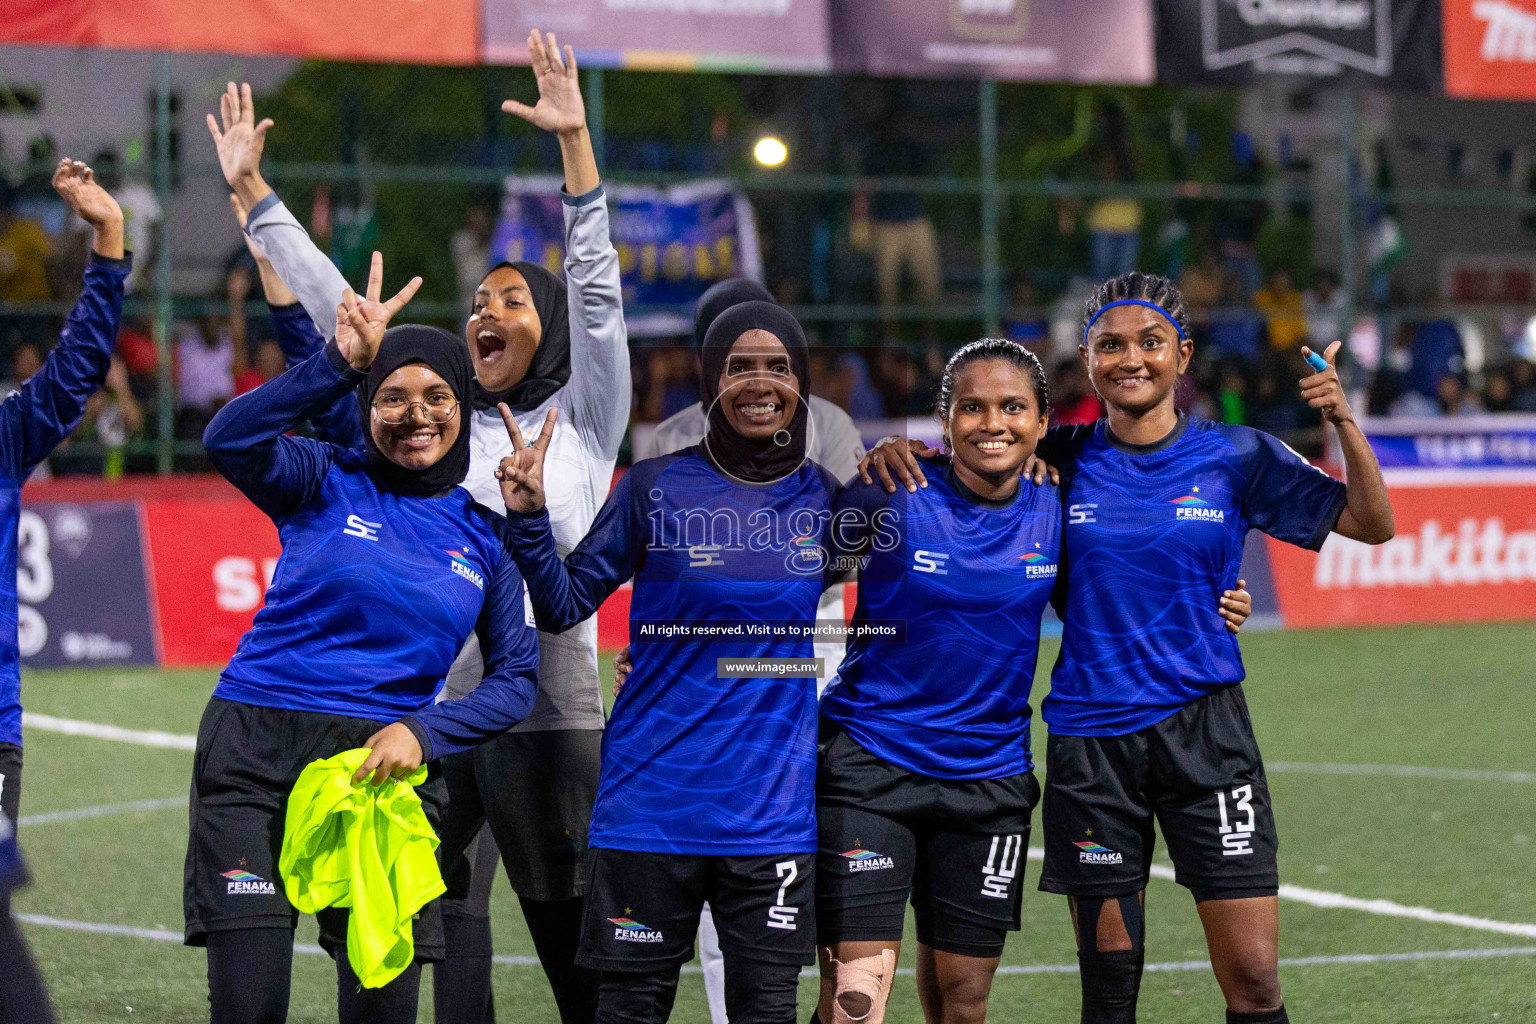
[858,271,1394,1024]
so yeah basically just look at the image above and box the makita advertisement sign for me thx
[1444,0,1536,98]
[1156,0,1441,85]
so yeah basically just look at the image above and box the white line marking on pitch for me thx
[21,713,195,750]
[1023,849,1536,939]
[1267,761,1536,785]
[19,796,187,826]
[15,913,1534,976]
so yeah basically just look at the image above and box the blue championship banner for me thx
[1356,415,1536,470]
[17,501,158,669]
[490,176,763,337]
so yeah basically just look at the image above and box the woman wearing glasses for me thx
[185,256,541,1024]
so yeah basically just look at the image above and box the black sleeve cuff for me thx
[399,716,435,763]
[561,183,605,208]
[505,507,553,527]
[245,191,283,223]
[1305,485,1350,551]
[268,301,305,316]
[323,338,366,383]
[87,250,134,273]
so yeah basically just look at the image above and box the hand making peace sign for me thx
[495,405,558,513]
[334,251,423,372]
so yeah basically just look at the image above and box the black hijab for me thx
[694,278,774,351]
[469,261,572,413]
[358,324,474,497]
[698,300,812,484]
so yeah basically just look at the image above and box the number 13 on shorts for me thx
[1216,785,1255,857]
[980,834,1023,899]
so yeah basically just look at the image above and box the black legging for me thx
[0,910,57,1024]
[596,956,800,1024]
[206,927,421,1024]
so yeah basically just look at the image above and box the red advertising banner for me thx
[0,0,478,64]
[139,497,281,667]
[1444,0,1536,99]
[1265,479,1536,628]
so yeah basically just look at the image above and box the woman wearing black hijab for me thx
[493,300,839,1023]
[188,256,542,1024]
[216,33,628,1019]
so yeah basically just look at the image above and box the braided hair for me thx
[1080,272,1191,343]
[934,338,1049,451]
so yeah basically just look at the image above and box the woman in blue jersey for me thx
[186,256,541,1024]
[861,272,1392,1024]
[495,301,836,1024]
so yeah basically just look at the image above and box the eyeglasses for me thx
[372,395,460,425]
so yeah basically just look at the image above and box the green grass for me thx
[13,622,1536,1023]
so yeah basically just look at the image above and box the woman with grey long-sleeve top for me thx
[208,32,624,1024]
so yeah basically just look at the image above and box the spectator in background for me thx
[1248,368,1302,435]
[1254,268,1307,352]
[452,202,495,315]
[1217,364,1248,425]
[1483,368,1514,413]
[1086,151,1142,281]
[116,318,160,403]
[0,181,52,305]
[1050,356,1101,425]
[65,357,145,480]
[90,151,160,295]
[234,339,285,396]
[1304,268,1347,350]
[839,351,884,420]
[1436,374,1482,417]
[1508,359,1536,412]
[860,117,941,337]
[1004,277,1049,351]
[0,345,43,401]
[172,313,235,440]
[641,347,698,422]
[1179,248,1225,336]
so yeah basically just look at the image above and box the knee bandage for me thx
[825,948,897,1024]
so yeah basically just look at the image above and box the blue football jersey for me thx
[0,253,130,747]
[1041,415,1346,736]
[821,458,1061,779]
[205,343,540,759]
[506,448,840,856]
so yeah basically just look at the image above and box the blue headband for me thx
[1082,299,1186,345]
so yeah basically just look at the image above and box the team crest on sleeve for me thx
[1171,486,1224,522]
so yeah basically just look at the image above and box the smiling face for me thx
[369,364,462,470]
[946,357,1048,488]
[1081,304,1192,417]
[467,265,543,392]
[716,330,800,440]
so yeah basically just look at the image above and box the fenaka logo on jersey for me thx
[842,848,897,873]
[609,917,664,943]
[1075,840,1124,865]
[222,868,277,896]
[1172,489,1225,522]
[445,549,485,590]
[1019,548,1058,578]
[1203,0,1393,77]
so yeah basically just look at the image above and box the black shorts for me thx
[577,847,816,971]
[182,697,447,960]
[466,728,601,902]
[816,725,1039,959]
[0,742,19,827]
[1039,684,1279,901]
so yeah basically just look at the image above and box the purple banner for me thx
[834,0,1155,82]
[483,0,831,72]
[17,502,157,670]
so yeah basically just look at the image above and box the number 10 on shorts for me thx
[1216,785,1255,857]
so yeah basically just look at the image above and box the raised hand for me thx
[495,405,557,513]
[206,82,274,202]
[53,159,124,259]
[502,31,587,136]
[1299,341,1354,426]
[334,251,423,371]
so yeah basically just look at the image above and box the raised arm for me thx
[203,251,420,518]
[208,82,350,339]
[0,160,130,483]
[1300,341,1394,545]
[504,31,630,458]
[400,538,540,760]
[497,406,637,631]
